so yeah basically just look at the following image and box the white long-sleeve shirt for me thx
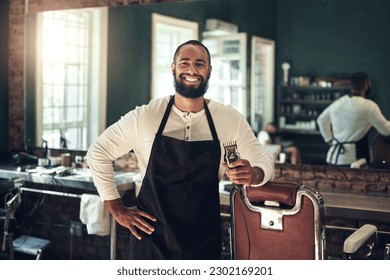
[317,95,390,165]
[87,96,274,201]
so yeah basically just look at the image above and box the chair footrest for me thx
[13,235,50,257]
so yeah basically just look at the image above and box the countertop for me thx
[319,189,390,222]
[0,163,138,192]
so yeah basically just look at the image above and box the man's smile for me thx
[181,74,202,85]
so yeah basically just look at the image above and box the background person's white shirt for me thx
[258,130,271,146]
[317,95,390,165]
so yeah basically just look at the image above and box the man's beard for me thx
[173,71,209,99]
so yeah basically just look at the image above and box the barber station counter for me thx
[218,162,390,256]
[0,162,139,260]
[318,189,390,222]
[273,163,390,223]
[218,174,390,224]
[0,164,137,192]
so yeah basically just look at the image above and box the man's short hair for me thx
[173,40,211,65]
[351,72,369,92]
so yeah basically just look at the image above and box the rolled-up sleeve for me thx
[237,117,274,186]
[87,111,138,202]
[317,106,333,143]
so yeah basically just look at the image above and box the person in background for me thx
[258,122,301,165]
[86,40,274,260]
[317,72,390,166]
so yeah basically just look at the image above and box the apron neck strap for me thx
[156,95,175,136]
[156,95,219,141]
[204,100,218,141]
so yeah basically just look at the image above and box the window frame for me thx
[151,13,198,100]
[35,7,107,150]
[250,36,275,133]
[202,33,247,117]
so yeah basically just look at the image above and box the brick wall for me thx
[273,163,389,193]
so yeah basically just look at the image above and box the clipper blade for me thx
[223,141,240,166]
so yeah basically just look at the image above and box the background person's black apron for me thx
[129,96,222,260]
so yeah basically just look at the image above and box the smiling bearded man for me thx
[172,41,211,99]
[86,40,274,260]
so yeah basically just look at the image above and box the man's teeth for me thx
[185,76,199,82]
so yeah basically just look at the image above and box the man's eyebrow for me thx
[178,57,207,63]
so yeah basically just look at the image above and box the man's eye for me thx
[196,63,205,68]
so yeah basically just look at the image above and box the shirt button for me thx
[185,137,189,141]
[186,126,190,129]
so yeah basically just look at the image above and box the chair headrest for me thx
[246,181,299,207]
[372,134,390,169]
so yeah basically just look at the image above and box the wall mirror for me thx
[25,0,276,151]
[23,0,390,171]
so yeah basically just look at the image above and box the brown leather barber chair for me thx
[372,134,390,169]
[230,181,326,260]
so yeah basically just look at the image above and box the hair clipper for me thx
[224,141,240,166]
[223,141,243,190]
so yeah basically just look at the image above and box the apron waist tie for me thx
[329,137,356,165]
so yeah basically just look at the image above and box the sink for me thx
[71,168,92,178]
[0,178,15,192]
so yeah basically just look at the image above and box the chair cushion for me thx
[246,181,299,207]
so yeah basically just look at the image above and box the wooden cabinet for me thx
[276,85,350,164]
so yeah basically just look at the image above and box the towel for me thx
[79,194,110,236]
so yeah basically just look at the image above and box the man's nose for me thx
[186,64,197,74]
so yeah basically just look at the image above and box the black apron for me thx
[129,95,222,260]
[329,133,370,165]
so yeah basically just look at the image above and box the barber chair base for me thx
[13,235,50,260]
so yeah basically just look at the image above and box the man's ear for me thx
[171,63,175,74]
[208,65,212,78]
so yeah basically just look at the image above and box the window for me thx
[202,33,247,116]
[36,8,107,150]
[151,13,198,99]
[250,36,275,133]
